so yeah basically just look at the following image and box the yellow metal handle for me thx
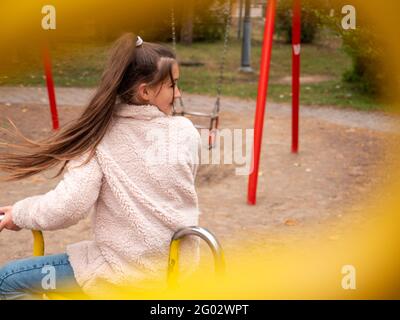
[32,230,45,256]
[30,231,86,299]
[167,238,181,288]
[167,226,225,288]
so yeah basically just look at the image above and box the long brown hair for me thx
[0,33,177,180]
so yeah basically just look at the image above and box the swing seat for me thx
[177,112,219,149]
[170,0,231,150]
[194,119,218,149]
[179,110,215,118]
[174,103,220,149]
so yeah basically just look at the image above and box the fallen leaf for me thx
[284,219,298,226]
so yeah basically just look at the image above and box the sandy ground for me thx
[0,96,399,269]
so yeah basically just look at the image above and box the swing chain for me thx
[170,0,232,123]
[170,1,185,111]
[214,0,232,116]
[170,1,177,53]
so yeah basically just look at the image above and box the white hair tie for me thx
[136,36,143,47]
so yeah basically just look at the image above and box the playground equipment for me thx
[42,41,59,131]
[170,1,232,149]
[24,226,225,298]
[247,0,301,205]
[167,226,225,288]
[39,0,300,204]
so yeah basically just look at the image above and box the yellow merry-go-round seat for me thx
[29,226,225,299]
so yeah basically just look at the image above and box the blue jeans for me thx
[0,253,84,300]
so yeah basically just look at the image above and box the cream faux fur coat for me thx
[12,103,202,296]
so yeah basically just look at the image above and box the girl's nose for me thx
[174,86,182,99]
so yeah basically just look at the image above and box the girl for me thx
[0,33,202,299]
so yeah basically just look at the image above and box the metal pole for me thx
[247,0,277,205]
[42,41,59,130]
[32,230,45,256]
[292,0,301,153]
[237,0,244,40]
[240,0,253,72]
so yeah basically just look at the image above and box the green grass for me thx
[0,41,109,87]
[176,39,384,110]
[268,81,383,111]
[0,26,386,111]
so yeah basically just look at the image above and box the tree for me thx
[180,0,195,45]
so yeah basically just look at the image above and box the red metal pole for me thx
[292,0,301,153]
[42,42,59,130]
[247,0,277,205]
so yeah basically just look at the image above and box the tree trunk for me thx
[180,0,195,45]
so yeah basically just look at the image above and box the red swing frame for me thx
[247,0,301,205]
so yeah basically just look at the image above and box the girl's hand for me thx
[0,206,22,232]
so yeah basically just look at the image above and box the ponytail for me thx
[0,33,137,180]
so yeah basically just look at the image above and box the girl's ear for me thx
[137,83,150,102]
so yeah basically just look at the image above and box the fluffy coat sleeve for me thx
[12,154,103,231]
